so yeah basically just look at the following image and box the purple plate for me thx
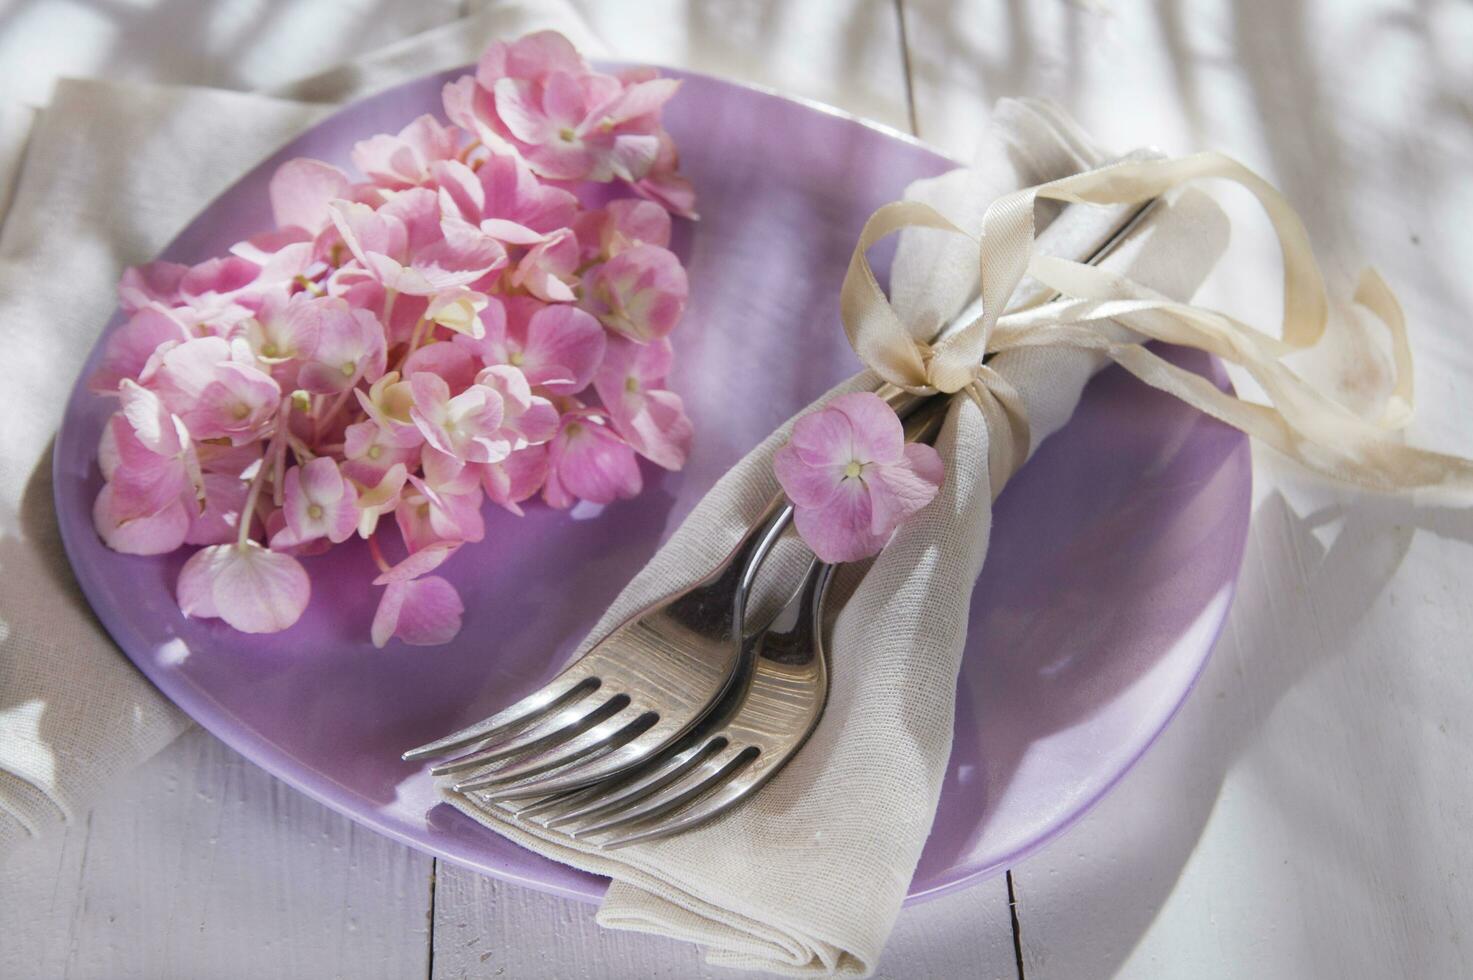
[53,65,1251,904]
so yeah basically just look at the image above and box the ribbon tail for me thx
[1107,343,1473,501]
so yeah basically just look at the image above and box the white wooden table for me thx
[4,1,1471,977]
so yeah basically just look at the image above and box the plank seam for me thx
[1006,870,1026,980]
[426,858,438,979]
[893,0,921,137]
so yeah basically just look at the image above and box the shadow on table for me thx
[1013,482,1473,977]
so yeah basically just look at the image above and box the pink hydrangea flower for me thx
[292,298,388,394]
[269,158,353,234]
[177,256,261,306]
[474,364,559,447]
[462,296,605,394]
[401,341,480,391]
[270,457,361,549]
[509,227,580,302]
[142,337,281,445]
[104,382,203,514]
[370,544,464,648]
[445,31,680,185]
[408,372,509,464]
[773,392,945,563]
[91,30,696,647]
[396,472,486,551]
[542,408,643,509]
[479,444,549,516]
[330,192,506,297]
[583,243,687,342]
[353,372,425,448]
[351,114,460,190]
[91,307,192,393]
[573,198,672,263]
[631,131,698,220]
[353,462,410,539]
[436,153,578,244]
[118,261,190,312]
[594,336,692,470]
[241,295,325,388]
[342,419,419,485]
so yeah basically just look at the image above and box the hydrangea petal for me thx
[93,484,190,556]
[831,391,905,464]
[177,542,310,634]
[792,478,886,564]
[270,159,352,232]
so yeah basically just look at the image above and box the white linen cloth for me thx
[0,0,598,857]
[446,103,1230,975]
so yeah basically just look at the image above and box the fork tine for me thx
[429,693,631,776]
[467,712,693,801]
[510,787,591,822]
[595,767,765,849]
[453,707,659,792]
[538,737,729,830]
[402,674,600,762]
[569,744,759,840]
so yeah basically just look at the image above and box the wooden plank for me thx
[899,0,1473,976]
[431,860,1017,979]
[0,730,433,980]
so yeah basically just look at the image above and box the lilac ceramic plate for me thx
[54,65,1250,904]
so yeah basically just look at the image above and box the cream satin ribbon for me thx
[841,151,1473,499]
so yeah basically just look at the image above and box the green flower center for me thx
[844,460,863,479]
[307,504,324,520]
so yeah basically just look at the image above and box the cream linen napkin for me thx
[446,100,1229,976]
[0,0,599,857]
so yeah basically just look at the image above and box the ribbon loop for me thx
[837,151,1473,500]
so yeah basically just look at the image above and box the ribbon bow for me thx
[840,152,1473,499]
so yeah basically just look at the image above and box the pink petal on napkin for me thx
[775,392,944,562]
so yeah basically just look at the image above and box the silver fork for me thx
[402,493,797,794]
[499,401,951,847]
[404,180,1160,795]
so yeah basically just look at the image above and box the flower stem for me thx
[391,315,430,374]
[381,287,398,330]
[239,399,292,544]
[313,387,355,443]
[367,532,393,574]
[271,397,292,508]
[288,435,317,464]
